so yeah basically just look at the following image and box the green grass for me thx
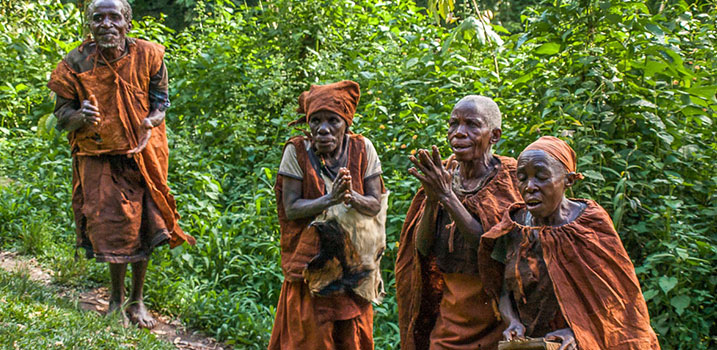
[0,269,173,350]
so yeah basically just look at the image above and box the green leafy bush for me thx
[0,0,714,349]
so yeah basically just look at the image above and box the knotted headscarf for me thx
[522,136,584,179]
[289,80,361,127]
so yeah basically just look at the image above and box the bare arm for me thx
[438,190,483,246]
[54,95,100,132]
[347,174,382,216]
[415,199,438,256]
[281,170,351,221]
[499,288,526,340]
[409,146,483,247]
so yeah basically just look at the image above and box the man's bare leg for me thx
[108,263,127,315]
[125,259,158,329]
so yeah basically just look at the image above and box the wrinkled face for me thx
[447,104,499,162]
[517,150,569,219]
[309,111,346,155]
[89,0,129,49]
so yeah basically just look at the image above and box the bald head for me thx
[452,95,502,130]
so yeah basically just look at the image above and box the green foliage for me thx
[0,269,173,349]
[0,0,715,349]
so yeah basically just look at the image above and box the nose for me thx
[317,121,330,135]
[454,123,468,138]
[100,16,112,27]
[524,178,539,193]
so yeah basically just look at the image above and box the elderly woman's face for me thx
[90,0,129,49]
[447,105,495,162]
[309,111,346,155]
[517,150,568,219]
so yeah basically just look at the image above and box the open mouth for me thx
[451,143,472,152]
[525,199,542,209]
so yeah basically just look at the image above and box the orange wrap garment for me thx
[47,39,194,250]
[478,201,661,350]
[290,80,361,127]
[269,134,380,350]
[396,155,522,350]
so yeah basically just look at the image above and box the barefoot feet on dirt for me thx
[108,299,129,326]
[126,300,158,329]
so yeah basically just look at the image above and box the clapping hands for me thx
[408,145,457,203]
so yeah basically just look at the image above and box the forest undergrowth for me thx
[0,0,715,348]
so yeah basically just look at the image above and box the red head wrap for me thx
[289,80,361,127]
[522,136,584,179]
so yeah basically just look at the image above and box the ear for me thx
[489,128,502,145]
[564,172,579,188]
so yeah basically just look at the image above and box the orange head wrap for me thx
[522,136,584,179]
[289,80,361,127]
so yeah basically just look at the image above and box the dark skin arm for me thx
[54,95,100,132]
[409,145,484,249]
[415,198,438,256]
[54,95,163,154]
[346,172,382,216]
[128,109,165,154]
[499,288,526,341]
[282,167,381,221]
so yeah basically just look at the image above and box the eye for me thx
[516,172,526,181]
[330,117,340,124]
[309,117,319,125]
[93,14,102,21]
[537,171,550,181]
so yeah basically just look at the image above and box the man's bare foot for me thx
[108,299,122,314]
[125,300,157,329]
[107,299,129,326]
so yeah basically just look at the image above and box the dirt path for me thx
[0,251,228,350]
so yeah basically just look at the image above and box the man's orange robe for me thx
[396,155,521,350]
[47,39,194,260]
[269,134,380,350]
[478,201,661,350]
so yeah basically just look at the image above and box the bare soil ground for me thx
[0,251,228,350]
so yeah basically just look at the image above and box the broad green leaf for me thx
[643,289,658,301]
[583,170,605,181]
[670,295,690,315]
[534,42,560,55]
[659,276,678,294]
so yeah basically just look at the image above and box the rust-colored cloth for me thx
[47,38,194,250]
[522,136,584,179]
[396,155,522,350]
[429,273,504,349]
[478,200,661,350]
[492,208,568,337]
[73,155,169,262]
[268,281,373,350]
[290,80,361,127]
[271,134,381,348]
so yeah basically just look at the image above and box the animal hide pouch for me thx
[304,191,389,304]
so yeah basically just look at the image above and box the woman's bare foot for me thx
[125,300,157,329]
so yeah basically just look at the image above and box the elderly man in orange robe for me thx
[396,95,521,350]
[47,0,195,328]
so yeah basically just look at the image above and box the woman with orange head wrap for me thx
[269,81,386,350]
[478,136,660,350]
